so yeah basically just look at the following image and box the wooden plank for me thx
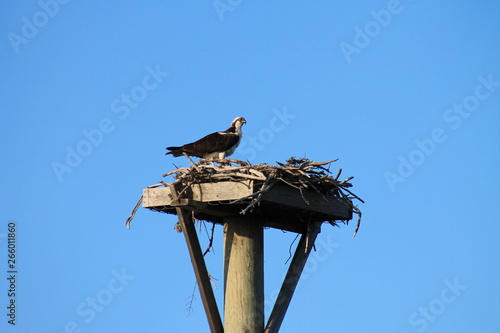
[262,184,352,219]
[169,183,223,333]
[224,216,264,333]
[264,222,321,333]
[142,187,172,207]
[143,181,351,219]
[143,180,253,208]
[191,180,253,202]
[142,181,352,231]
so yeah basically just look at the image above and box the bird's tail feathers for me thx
[165,146,183,156]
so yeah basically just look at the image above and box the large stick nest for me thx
[161,157,364,236]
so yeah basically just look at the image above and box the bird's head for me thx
[231,117,247,130]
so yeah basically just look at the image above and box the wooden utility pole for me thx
[223,216,264,332]
[138,159,361,332]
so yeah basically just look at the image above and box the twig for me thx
[228,185,273,204]
[208,273,218,289]
[340,186,365,204]
[124,195,143,229]
[249,168,266,179]
[147,183,164,188]
[199,158,249,166]
[334,168,342,181]
[353,209,362,237]
[210,172,266,181]
[338,176,354,186]
[307,159,338,166]
[183,153,201,172]
[298,175,328,202]
[185,282,197,316]
[202,222,216,256]
[240,175,276,214]
[285,233,300,265]
[163,167,190,177]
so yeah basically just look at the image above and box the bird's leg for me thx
[183,153,201,172]
[215,152,227,167]
[206,157,217,167]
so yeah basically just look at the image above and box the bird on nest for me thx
[166,117,246,166]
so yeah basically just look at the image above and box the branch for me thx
[202,222,216,257]
[124,195,143,229]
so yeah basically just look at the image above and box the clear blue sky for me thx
[1,1,499,332]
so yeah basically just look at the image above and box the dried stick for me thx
[240,176,276,214]
[202,222,216,257]
[340,186,365,204]
[352,210,362,237]
[210,172,266,181]
[334,168,342,181]
[163,167,190,177]
[183,153,201,172]
[338,176,354,186]
[125,195,143,229]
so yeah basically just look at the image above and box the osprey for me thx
[166,117,246,159]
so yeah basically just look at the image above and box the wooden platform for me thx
[143,179,352,233]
